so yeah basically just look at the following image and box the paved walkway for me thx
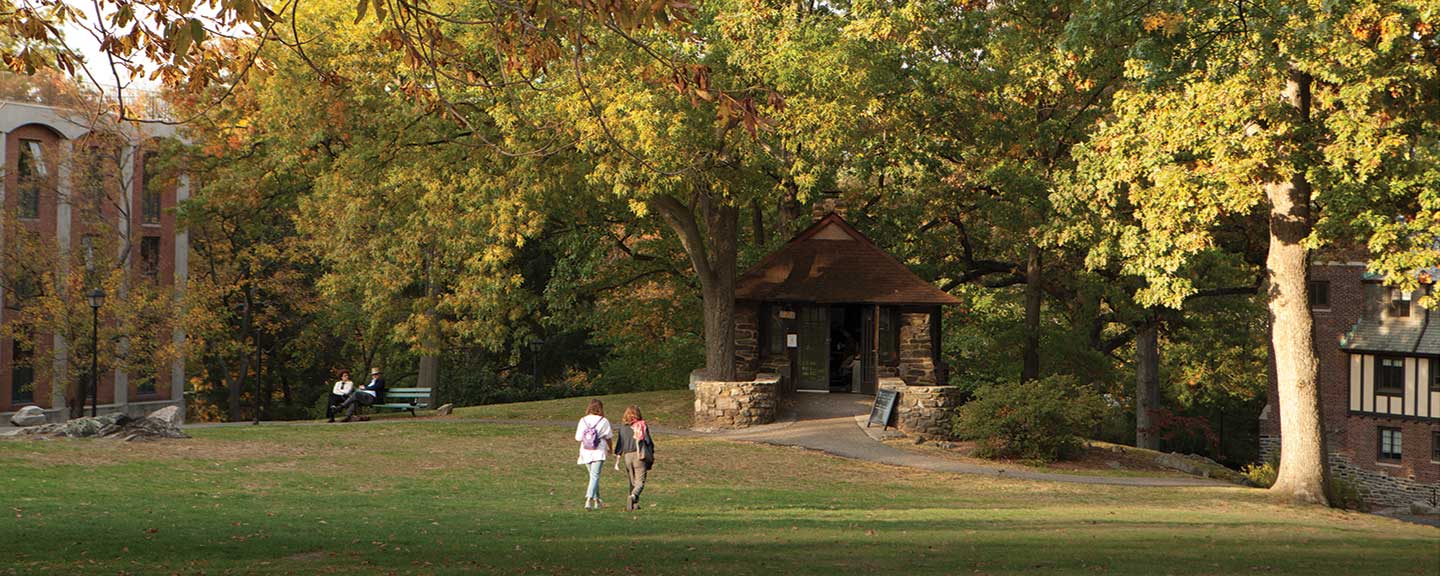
[713,393,1233,488]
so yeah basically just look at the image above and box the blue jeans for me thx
[584,461,603,500]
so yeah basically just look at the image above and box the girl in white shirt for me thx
[327,370,355,423]
[574,399,613,510]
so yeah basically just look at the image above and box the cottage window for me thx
[1378,427,1402,461]
[10,338,33,405]
[16,138,45,219]
[1389,289,1411,317]
[764,305,785,355]
[1433,431,1440,462]
[1375,357,1405,396]
[878,308,897,363]
[1308,280,1330,309]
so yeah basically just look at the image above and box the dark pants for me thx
[326,393,347,420]
[340,392,375,419]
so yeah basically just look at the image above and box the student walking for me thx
[326,370,355,423]
[613,405,655,511]
[574,399,613,510]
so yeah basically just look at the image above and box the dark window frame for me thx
[1308,280,1331,310]
[1389,289,1411,317]
[1377,426,1402,461]
[1431,358,1440,393]
[1375,356,1405,397]
[139,235,161,280]
[1433,430,1440,462]
[16,138,44,220]
[762,304,785,356]
[10,338,34,405]
[878,307,898,364]
[141,151,161,225]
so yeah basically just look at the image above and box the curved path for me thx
[712,393,1234,488]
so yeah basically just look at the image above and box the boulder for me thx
[434,403,454,416]
[146,405,183,427]
[19,412,187,441]
[10,405,47,427]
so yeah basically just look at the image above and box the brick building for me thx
[0,99,189,423]
[1260,257,1439,508]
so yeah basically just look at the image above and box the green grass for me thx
[453,389,695,428]
[2,419,1435,575]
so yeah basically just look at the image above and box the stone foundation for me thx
[693,375,780,430]
[897,313,937,385]
[879,379,963,439]
[1261,434,1440,509]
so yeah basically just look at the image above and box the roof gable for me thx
[734,213,961,306]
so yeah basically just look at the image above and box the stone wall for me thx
[693,375,780,430]
[897,312,936,385]
[1329,451,1440,509]
[880,379,962,439]
[734,302,761,381]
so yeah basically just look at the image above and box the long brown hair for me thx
[586,399,604,417]
[622,405,643,424]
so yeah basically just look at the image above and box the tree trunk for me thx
[651,191,739,381]
[751,197,767,246]
[1266,69,1330,506]
[418,260,440,405]
[1135,321,1161,450]
[229,286,253,421]
[1021,243,1042,381]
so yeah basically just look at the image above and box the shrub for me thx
[1241,458,1277,488]
[953,375,1105,462]
[1330,476,1369,511]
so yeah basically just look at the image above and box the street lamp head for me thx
[87,288,106,309]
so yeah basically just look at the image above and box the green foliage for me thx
[954,375,1106,462]
[1330,477,1370,512]
[1242,459,1279,489]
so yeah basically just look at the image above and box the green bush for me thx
[953,375,1105,462]
[1330,476,1369,511]
[1241,459,1278,488]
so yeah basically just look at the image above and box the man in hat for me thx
[339,367,387,422]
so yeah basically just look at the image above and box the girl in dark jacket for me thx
[613,405,654,511]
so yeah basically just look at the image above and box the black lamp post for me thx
[530,339,543,388]
[86,288,105,418]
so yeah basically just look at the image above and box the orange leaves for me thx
[1141,11,1184,37]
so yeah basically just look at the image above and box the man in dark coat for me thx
[340,367,386,422]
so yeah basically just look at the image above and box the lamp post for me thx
[530,339,543,388]
[86,288,105,418]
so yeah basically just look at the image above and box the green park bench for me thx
[371,388,432,416]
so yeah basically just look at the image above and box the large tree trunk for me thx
[1021,243,1042,381]
[1134,321,1161,450]
[1266,70,1330,506]
[651,191,739,381]
[229,286,253,421]
[751,198,767,247]
[418,261,440,404]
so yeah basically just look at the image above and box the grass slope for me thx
[453,389,695,428]
[2,419,1435,575]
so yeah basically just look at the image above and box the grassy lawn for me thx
[3,419,1435,575]
[453,389,695,428]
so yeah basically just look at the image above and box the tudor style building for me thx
[1261,258,1439,508]
[0,99,189,424]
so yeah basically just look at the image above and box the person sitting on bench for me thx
[327,369,355,423]
[339,367,386,422]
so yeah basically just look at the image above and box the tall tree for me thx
[1069,1,1440,505]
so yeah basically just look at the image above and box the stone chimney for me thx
[811,193,846,221]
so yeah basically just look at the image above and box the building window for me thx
[10,339,34,405]
[1378,427,1402,461]
[1308,280,1330,309]
[16,138,45,219]
[1375,357,1405,396]
[763,305,785,355]
[1433,431,1440,462]
[1389,289,1411,317]
[135,376,157,396]
[141,151,161,225]
[1433,358,1440,393]
[878,308,897,363]
[140,236,160,280]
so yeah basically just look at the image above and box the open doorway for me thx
[829,306,863,392]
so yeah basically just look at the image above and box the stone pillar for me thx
[733,302,759,380]
[170,173,189,420]
[692,375,779,429]
[898,312,936,385]
[880,379,963,439]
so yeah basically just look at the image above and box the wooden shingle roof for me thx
[734,213,961,306]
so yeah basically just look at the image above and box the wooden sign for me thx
[867,388,899,429]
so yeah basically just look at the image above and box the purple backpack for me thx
[581,420,603,450]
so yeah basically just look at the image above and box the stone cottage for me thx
[693,211,964,438]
